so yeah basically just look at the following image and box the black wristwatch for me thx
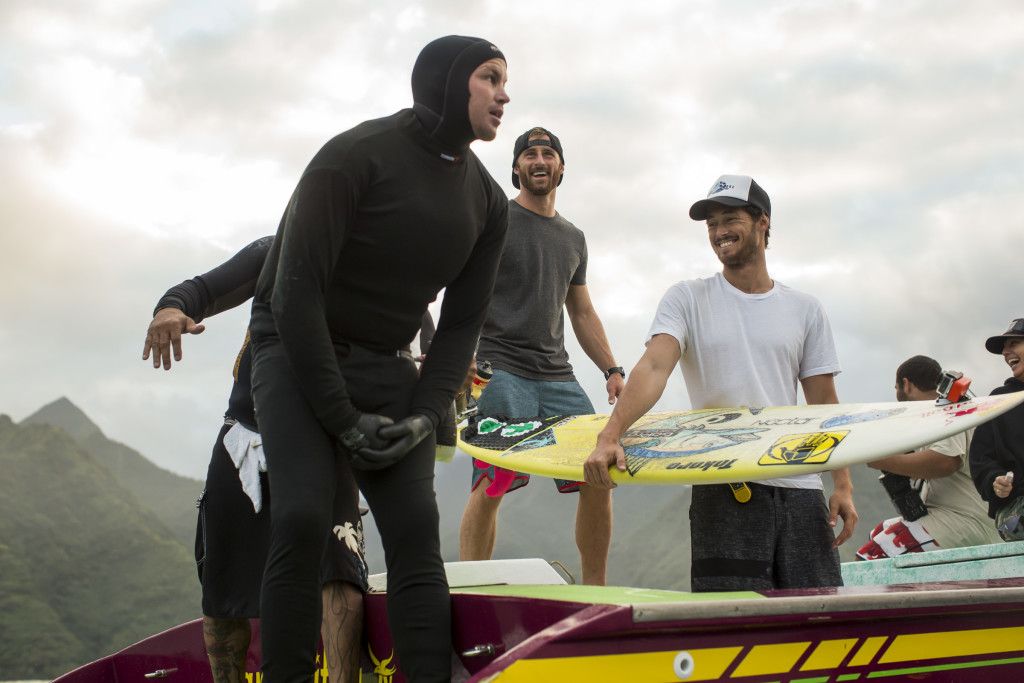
[604,366,625,380]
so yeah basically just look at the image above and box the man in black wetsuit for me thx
[249,35,510,682]
[143,237,368,683]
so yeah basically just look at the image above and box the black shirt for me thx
[970,377,1024,518]
[250,109,508,435]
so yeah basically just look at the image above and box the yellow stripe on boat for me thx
[880,625,1024,663]
[799,638,859,671]
[847,636,887,666]
[731,642,810,676]
[490,624,1024,681]
[492,646,742,682]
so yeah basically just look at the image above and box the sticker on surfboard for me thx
[757,431,848,466]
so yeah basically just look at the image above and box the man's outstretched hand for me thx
[348,414,433,470]
[143,307,206,369]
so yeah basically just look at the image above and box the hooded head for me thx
[411,35,505,152]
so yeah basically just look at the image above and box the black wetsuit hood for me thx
[411,35,505,153]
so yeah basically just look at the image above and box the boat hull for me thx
[54,562,1024,682]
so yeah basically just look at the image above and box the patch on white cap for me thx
[707,175,753,202]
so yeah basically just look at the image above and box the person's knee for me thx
[274,501,332,547]
[202,615,250,651]
[378,497,442,549]
[469,483,504,510]
[321,581,364,616]
[378,500,445,567]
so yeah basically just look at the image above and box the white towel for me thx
[222,422,267,513]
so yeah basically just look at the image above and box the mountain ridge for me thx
[0,415,199,680]
[20,397,203,547]
[22,396,104,441]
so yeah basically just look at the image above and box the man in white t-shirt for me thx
[858,355,1001,559]
[584,174,858,591]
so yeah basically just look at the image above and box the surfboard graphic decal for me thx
[820,407,905,429]
[500,421,542,438]
[758,431,848,466]
[621,413,770,475]
[507,429,558,453]
[461,415,569,454]
[623,427,766,459]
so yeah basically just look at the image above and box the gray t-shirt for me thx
[477,200,587,380]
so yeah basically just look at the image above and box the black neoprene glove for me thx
[338,413,394,454]
[350,414,433,470]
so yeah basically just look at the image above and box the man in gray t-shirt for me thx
[477,199,587,378]
[459,127,624,586]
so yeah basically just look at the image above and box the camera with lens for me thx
[935,370,974,405]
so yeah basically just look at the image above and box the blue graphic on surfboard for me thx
[820,407,905,429]
[620,411,768,476]
[458,395,1024,485]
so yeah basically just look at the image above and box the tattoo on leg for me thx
[322,582,364,683]
[203,617,250,683]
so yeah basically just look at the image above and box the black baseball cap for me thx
[985,318,1024,354]
[689,174,771,221]
[511,127,564,189]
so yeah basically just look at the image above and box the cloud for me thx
[1,0,1021,476]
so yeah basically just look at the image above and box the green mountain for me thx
[22,397,203,547]
[0,414,199,681]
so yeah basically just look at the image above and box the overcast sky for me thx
[2,0,1021,479]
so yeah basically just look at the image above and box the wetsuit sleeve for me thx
[411,196,509,426]
[970,420,1007,503]
[154,236,273,322]
[419,311,436,355]
[269,168,366,436]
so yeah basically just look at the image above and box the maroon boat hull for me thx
[55,578,1024,682]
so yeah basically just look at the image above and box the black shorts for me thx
[689,483,842,592]
[195,421,368,619]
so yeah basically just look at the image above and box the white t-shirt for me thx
[647,272,841,489]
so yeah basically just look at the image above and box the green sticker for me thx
[477,417,505,434]
[500,421,541,437]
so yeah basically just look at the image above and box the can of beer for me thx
[471,360,493,400]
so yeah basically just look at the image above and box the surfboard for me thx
[458,393,1024,484]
